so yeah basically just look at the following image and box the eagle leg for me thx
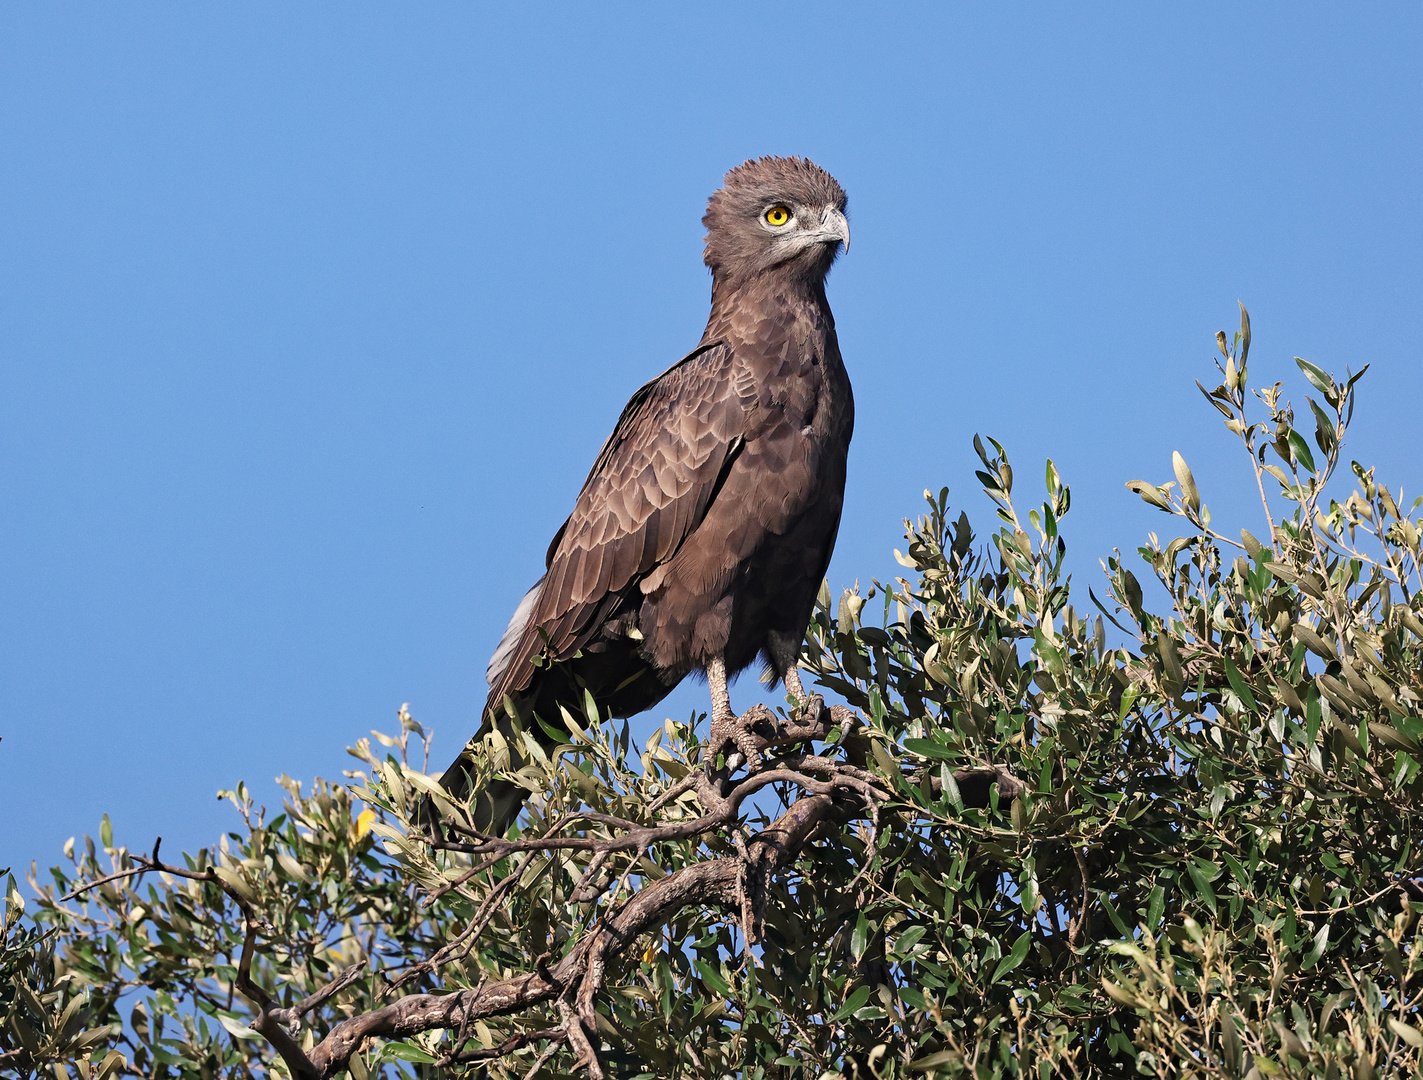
[768,631,822,718]
[706,655,765,773]
[783,662,808,702]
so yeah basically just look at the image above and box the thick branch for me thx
[75,709,1018,1078]
[297,793,838,1078]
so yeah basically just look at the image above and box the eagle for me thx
[440,157,853,832]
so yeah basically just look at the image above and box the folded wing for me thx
[484,341,747,720]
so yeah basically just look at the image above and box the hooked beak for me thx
[815,206,850,253]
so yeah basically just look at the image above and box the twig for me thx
[59,702,885,1079]
[384,848,540,993]
[435,1022,560,1067]
[646,771,699,813]
[268,962,368,1030]
[522,1030,569,1079]
[59,837,167,902]
[1068,846,1090,952]
[289,793,840,1078]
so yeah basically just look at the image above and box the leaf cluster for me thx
[4,309,1423,1079]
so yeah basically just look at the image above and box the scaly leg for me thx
[706,654,764,772]
[783,663,807,703]
[768,631,813,709]
[707,655,734,727]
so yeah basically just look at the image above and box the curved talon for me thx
[709,704,774,775]
[794,691,825,720]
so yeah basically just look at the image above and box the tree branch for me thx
[295,793,839,1078]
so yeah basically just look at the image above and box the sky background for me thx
[3,5,1420,877]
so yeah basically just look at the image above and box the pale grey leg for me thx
[706,654,734,725]
[783,664,807,703]
[706,653,760,772]
[767,631,809,703]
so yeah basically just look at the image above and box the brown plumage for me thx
[442,157,853,831]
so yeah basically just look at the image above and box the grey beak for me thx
[820,207,850,253]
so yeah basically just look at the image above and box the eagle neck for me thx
[702,271,835,357]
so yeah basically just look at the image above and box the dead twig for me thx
[435,1023,562,1068]
[268,962,368,1030]
[1068,846,1090,952]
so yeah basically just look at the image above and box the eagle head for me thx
[702,156,849,283]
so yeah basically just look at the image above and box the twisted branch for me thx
[56,704,1022,1079]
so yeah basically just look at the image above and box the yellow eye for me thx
[764,205,791,226]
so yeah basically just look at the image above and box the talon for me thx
[795,692,826,720]
[708,704,771,775]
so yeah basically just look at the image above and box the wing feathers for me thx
[486,342,745,710]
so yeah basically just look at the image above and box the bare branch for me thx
[435,1024,563,1068]
[268,962,368,1030]
[292,793,839,1078]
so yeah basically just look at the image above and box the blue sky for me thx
[3,5,1420,875]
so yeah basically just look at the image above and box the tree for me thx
[5,307,1423,1079]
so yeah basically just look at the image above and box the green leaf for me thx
[1295,355,1333,398]
[1186,860,1217,916]
[1144,885,1165,931]
[829,984,871,1024]
[898,986,928,1010]
[1301,922,1330,969]
[939,763,964,811]
[1118,682,1141,721]
[1309,397,1337,453]
[1223,658,1259,713]
[218,1014,259,1040]
[1221,850,1249,890]
[94,1050,128,1080]
[910,1049,960,1071]
[992,930,1032,983]
[903,738,954,760]
[893,924,928,957]
[1101,894,1132,938]
[694,959,734,999]
[1287,430,1317,474]
[1126,480,1171,511]
[1172,452,1200,513]
[1389,1018,1423,1049]
[380,1041,437,1064]
[100,814,113,849]
[851,912,869,960]
[275,851,309,882]
[1157,633,1185,692]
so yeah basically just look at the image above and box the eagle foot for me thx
[791,691,824,720]
[709,703,777,775]
[708,698,846,779]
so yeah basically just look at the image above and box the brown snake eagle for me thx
[440,157,853,831]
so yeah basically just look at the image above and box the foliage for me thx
[3,308,1423,1078]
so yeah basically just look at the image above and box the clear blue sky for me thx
[3,5,1420,876]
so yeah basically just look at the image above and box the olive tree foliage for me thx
[4,307,1423,1079]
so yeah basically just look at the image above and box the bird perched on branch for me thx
[440,156,853,832]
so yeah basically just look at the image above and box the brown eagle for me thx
[441,157,853,830]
